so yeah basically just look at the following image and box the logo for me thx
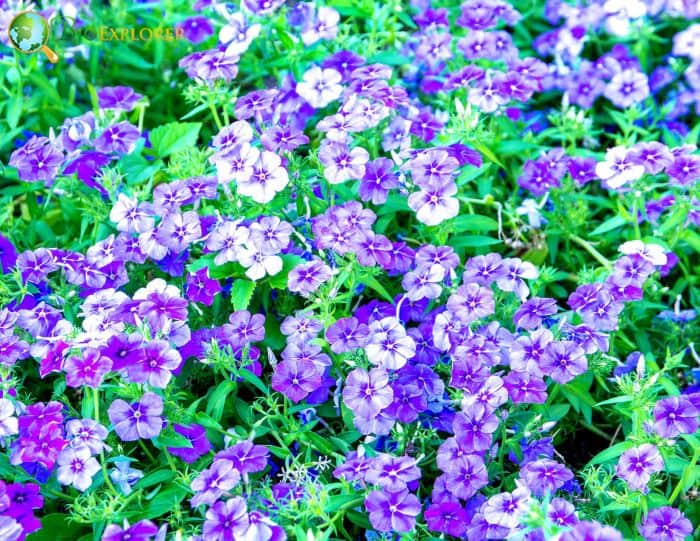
[7,11,59,63]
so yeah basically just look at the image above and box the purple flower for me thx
[318,140,369,184]
[186,268,222,306]
[66,419,109,455]
[125,340,182,388]
[0,234,17,273]
[560,521,623,541]
[446,283,495,324]
[365,317,416,370]
[167,424,211,463]
[638,506,693,541]
[443,454,489,499]
[63,349,112,388]
[325,317,369,353]
[102,520,158,541]
[513,297,558,330]
[177,16,214,44]
[359,157,399,204]
[503,371,548,404]
[108,392,164,442]
[202,497,249,540]
[216,441,268,474]
[271,357,322,403]
[365,454,421,492]
[453,403,499,452]
[496,258,538,300]
[402,264,445,301]
[540,340,587,384]
[482,486,530,530]
[604,70,649,108]
[463,254,504,286]
[667,154,700,186]
[56,446,100,491]
[190,459,240,507]
[364,488,421,533]
[287,258,332,298]
[425,501,469,537]
[342,367,393,418]
[154,211,202,253]
[616,443,664,493]
[94,122,141,154]
[9,136,64,184]
[97,86,143,112]
[567,156,598,186]
[519,459,573,496]
[653,396,699,438]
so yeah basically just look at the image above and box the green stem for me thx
[569,234,612,270]
[208,99,223,131]
[669,447,699,505]
[138,439,156,463]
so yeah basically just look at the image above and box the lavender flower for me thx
[56,446,100,491]
[107,392,164,442]
[638,506,693,541]
[364,488,421,533]
[616,443,664,493]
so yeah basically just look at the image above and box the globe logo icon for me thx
[7,11,59,63]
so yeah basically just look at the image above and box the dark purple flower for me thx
[177,16,214,44]
[185,268,222,306]
[425,501,468,537]
[567,157,597,186]
[167,424,211,463]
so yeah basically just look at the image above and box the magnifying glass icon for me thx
[7,11,59,63]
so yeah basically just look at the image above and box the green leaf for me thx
[659,204,689,235]
[6,94,22,129]
[586,441,635,467]
[206,380,236,421]
[26,514,88,540]
[358,273,394,303]
[231,279,255,311]
[149,122,202,158]
[142,485,188,519]
[136,469,176,489]
[154,426,193,450]
[590,215,628,236]
[451,235,502,248]
[452,214,498,233]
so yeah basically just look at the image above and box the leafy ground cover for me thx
[0,0,698,540]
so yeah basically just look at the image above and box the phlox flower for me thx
[296,66,343,109]
[365,317,416,370]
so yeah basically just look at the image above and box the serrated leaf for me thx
[231,279,255,311]
[149,122,202,158]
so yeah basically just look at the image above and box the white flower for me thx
[237,244,283,281]
[0,399,18,438]
[619,240,668,266]
[595,146,645,189]
[296,67,343,109]
[236,151,289,203]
